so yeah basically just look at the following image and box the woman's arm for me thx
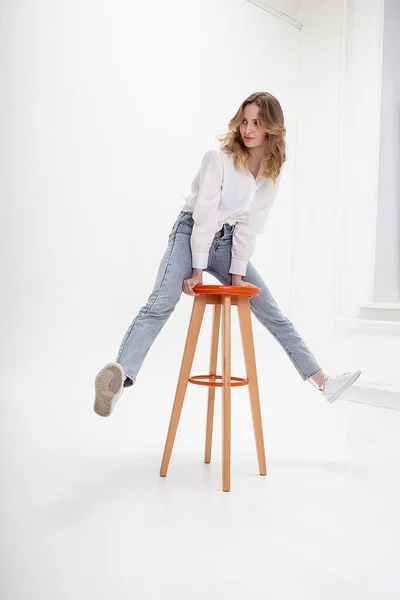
[191,149,224,270]
[229,172,282,278]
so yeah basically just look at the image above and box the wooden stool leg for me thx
[222,296,231,492]
[160,295,207,477]
[237,296,267,476]
[204,304,221,464]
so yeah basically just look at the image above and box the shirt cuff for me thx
[229,258,248,276]
[192,252,209,270]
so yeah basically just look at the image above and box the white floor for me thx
[1,362,400,600]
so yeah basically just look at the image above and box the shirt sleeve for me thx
[191,150,224,270]
[229,172,282,276]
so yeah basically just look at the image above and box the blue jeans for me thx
[116,211,322,382]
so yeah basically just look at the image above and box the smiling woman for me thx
[93,91,361,418]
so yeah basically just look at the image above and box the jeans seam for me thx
[209,268,230,285]
[250,304,317,380]
[116,232,178,363]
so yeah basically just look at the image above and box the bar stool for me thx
[159,284,267,492]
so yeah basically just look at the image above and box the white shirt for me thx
[181,146,282,276]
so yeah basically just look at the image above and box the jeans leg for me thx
[115,226,193,381]
[209,244,323,381]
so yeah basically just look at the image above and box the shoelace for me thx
[323,371,350,383]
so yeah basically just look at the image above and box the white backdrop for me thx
[3,2,398,599]
[1,0,302,455]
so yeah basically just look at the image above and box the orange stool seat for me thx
[193,284,260,297]
[159,284,267,492]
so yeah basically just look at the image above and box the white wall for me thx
[2,0,398,438]
[1,0,303,440]
[3,0,397,412]
[290,0,400,406]
[373,0,400,303]
[3,3,400,595]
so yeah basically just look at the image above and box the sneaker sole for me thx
[94,362,124,417]
[326,369,362,404]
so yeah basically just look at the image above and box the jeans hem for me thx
[302,368,323,381]
[118,363,136,382]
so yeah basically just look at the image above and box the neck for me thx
[248,144,266,163]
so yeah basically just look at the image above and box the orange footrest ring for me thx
[188,374,249,387]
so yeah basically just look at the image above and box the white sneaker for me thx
[313,369,361,404]
[94,362,125,417]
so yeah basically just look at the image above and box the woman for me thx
[94,92,361,417]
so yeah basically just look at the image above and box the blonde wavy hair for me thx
[217,92,286,184]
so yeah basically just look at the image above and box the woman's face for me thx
[239,103,267,149]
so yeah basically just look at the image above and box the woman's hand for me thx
[183,269,203,296]
[231,274,258,288]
